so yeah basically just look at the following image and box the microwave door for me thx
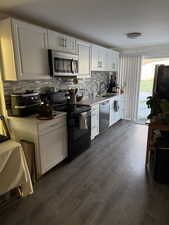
[54,58,64,73]
[71,60,78,74]
[65,59,72,73]
[49,49,78,76]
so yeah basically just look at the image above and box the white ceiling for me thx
[0,0,169,49]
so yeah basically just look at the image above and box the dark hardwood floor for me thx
[1,120,169,225]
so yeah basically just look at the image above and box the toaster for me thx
[11,91,41,117]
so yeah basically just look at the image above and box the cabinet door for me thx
[114,51,120,72]
[12,19,49,80]
[64,35,76,54]
[91,44,99,71]
[91,109,96,140]
[95,106,100,136]
[39,125,68,174]
[77,41,90,78]
[111,50,119,72]
[119,94,125,119]
[48,30,76,54]
[109,98,118,126]
[105,49,112,71]
[48,30,65,51]
[109,99,113,126]
[91,104,99,140]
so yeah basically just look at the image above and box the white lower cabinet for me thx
[109,95,123,127]
[39,121,68,174]
[8,114,68,177]
[91,104,99,140]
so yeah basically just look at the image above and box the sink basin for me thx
[101,93,117,97]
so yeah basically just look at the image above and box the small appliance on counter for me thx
[68,88,78,104]
[0,115,10,143]
[37,101,53,120]
[107,74,118,93]
[11,91,41,117]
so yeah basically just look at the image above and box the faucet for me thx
[98,81,106,96]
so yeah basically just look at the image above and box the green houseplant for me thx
[146,95,161,120]
[146,95,169,123]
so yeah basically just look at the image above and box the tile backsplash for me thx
[4,71,115,97]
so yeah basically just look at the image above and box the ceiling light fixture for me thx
[126,32,142,39]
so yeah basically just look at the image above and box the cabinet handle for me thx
[64,39,67,48]
[48,123,61,128]
[60,38,65,47]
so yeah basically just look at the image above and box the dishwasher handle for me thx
[101,100,109,105]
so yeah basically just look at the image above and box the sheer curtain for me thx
[119,55,143,121]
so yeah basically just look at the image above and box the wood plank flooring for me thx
[1,120,169,225]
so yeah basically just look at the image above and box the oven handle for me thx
[15,103,40,109]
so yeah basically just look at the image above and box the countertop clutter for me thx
[77,93,122,106]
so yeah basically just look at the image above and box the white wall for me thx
[121,44,169,58]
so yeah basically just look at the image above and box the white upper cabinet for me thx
[0,17,119,80]
[91,44,105,71]
[91,44,119,72]
[77,40,91,78]
[91,44,99,71]
[111,50,120,72]
[0,18,50,80]
[47,30,76,54]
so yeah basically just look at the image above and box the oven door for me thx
[67,110,91,160]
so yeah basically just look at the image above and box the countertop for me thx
[8,111,67,123]
[77,93,122,106]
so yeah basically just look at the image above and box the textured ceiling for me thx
[0,0,169,49]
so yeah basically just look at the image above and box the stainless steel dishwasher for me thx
[99,100,110,133]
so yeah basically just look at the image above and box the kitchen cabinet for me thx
[39,119,67,173]
[77,40,91,78]
[109,96,122,126]
[105,49,119,72]
[47,30,76,54]
[91,44,119,72]
[8,113,68,177]
[111,50,120,72]
[91,104,99,140]
[0,18,50,80]
[91,44,105,71]
[119,94,125,119]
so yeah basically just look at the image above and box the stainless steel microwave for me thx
[48,49,78,77]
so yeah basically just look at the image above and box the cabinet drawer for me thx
[38,116,66,135]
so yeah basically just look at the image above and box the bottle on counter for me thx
[107,75,117,93]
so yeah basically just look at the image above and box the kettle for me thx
[68,88,78,104]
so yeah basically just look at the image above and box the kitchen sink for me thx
[101,93,117,97]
